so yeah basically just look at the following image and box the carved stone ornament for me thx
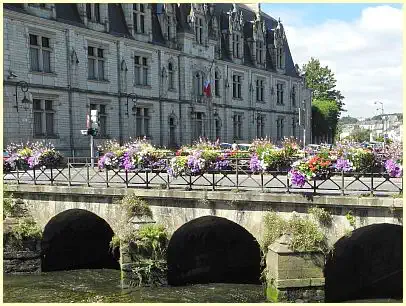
[274,18,286,42]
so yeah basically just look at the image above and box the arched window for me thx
[168,62,174,90]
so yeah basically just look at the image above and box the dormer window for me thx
[256,41,264,64]
[86,4,101,23]
[133,4,145,34]
[195,17,203,44]
[277,47,284,69]
[232,33,241,58]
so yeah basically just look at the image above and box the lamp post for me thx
[15,81,30,112]
[374,101,385,152]
[126,93,137,116]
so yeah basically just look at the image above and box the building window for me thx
[86,4,101,23]
[88,46,105,81]
[169,116,177,147]
[256,79,264,102]
[257,114,265,139]
[232,74,242,99]
[90,104,108,137]
[33,99,55,137]
[291,86,296,107]
[133,4,145,34]
[214,71,220,97]
[194,72,203,96]
[232,33,240,58]
[215,118,221,139]
[256,41,264,64]
[277,47,283,69]
[29,34,52,73]
[134,56,149,86]
[277,118,284,140]
[276,83,284,105]
[195,112,205,138]
[135,107,150,137]
[168,62,174,90]
[292,117,296,137]
[233,114,243,140]
[195,17,203,44]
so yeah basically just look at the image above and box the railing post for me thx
[236,157,239,191]
[189,172,192,190]
[50,166,54,186]
[125,170,128,188]
[261,172,264,193]
[106,168,109,188]
[286,172,290,193]
[16,166,20,185]
[212,172,215,191]
[341,170,345,196]
[86,158,90,187]
[146,170,149,189]
[370,167,374,196]
[313,179,317,195]
[68,159,71,187]
[33,167,37,185]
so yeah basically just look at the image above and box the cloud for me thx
[265,5,403,118]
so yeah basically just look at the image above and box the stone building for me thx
[3,3,312,156]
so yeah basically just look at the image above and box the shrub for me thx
[120,193,153,220]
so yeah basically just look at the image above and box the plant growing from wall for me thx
[119,193,153,220]
[3,186,28,219]
[261,211,328,254]
[345,210,356,228]
[308,206,332,228]
[6,217,42,249]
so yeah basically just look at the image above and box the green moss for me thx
[345,210,356,228]
[266,282,280,303]
[308,207,332,228]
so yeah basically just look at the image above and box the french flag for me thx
[203,80,211,97]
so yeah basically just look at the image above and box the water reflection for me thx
[3,269,266,303]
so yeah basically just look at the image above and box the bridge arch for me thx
[167,215,262,286]
[324,223,403,302]
[41,209,120,272]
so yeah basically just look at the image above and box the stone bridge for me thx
[5,184,403,302]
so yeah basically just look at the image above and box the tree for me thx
[350,128,371,143]
[312,99,340,143]
[302,58,345,113]
[339,116,358,124]
[302,58,345,143]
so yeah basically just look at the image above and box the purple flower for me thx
[289,169,306,187]
[334,158,353,172]
[385,159,403,178]
[214,158,231,171]
[249,155,263,173]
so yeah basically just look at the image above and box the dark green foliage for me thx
[120,193,153,220]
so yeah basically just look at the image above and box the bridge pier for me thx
[265,235,325,303]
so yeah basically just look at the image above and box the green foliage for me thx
[312,99,340,141]
[347,148,375,171]
[345,210,356,228]
[3,188,27,219]
[308,207,332,227]
[134,224,168,260]
[120,193,153,220]
[349,128,371,143]
[302,57,345,112]
[131,258,167,287]
[339,116,359,125]
[262,211,328,254]
[9,217,42,241]
[109,234,121,251]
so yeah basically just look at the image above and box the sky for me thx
[261,3,403,119]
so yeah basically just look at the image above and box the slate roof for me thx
[4,3,300,78]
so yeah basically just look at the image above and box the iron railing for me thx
[3,157,403,196]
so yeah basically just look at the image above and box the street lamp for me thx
[126,93,137,116]
[374,101,385,152]
[15,81,30,112]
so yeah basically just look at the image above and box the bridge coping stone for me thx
[7,184,403,208]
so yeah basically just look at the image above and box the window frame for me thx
[233,113,243,140]
[276,82,284,105]
[133,4,146,34]
[134,55,149,86]
[87,46,106,81]
[256,78,265,102]
[32,98,56,137]
[135,106,151,138]
[232,74,242,99]
[29,33,52,73]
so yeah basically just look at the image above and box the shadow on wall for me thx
[41,209,120,272]
[324,223,403,302]
[167,215,262,286]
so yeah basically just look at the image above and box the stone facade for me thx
[3,3,312,156]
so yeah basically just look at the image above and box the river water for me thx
[3,269,266,303]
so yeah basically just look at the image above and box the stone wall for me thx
[7,184,402,247]
[3,218,42,274]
